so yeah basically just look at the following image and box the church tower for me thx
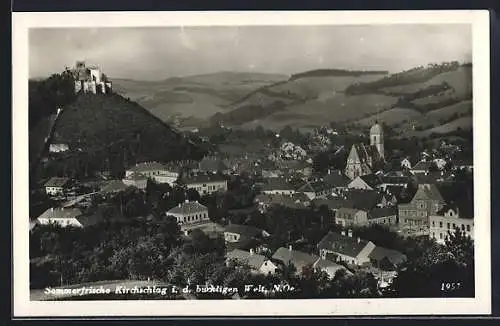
[370,121,384,159]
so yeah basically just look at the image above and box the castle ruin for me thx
[73,61,112,94]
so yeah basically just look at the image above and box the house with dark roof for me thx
[296,180,333,200]
[44,177,71,197]
[410,161,435,175]
[271,246,319,275]
[36,207,99,228]
[344,189,383,210]
[167,200,209,226]
[261,177,296,196]
[378,171,412,191]
[368,246,407,271]
[368,207,398,225]
[254,193,310,212]
[99,180,130,195]
[226,249,278,275]
[198,156,229,174]
[317,230,376,266]
[312,198,356,213]
[182,174,228,195]
[348,174,381,191]
[224,224,270,251]
[429,202,474,244]
[398,183,445,229]
[322,170,351,192]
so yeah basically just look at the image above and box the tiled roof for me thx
[262,178,295,191]
[100,180,129,193]
[127,161,168,172]
[314,258,345,270]
[412,161,434,171]
[358,174,382,188]
[272,247,318,271]
[352,144,382,165]
[297,180,330,193]
[312,198,356,210]
[412,184,444,202]
[37,207,82,220]
[323,171,350,188]
[369,207,398,220]
[317,232,371,258]
[44,177,70,188]
[226,249,268,270]
[344,189,382,210]
[167,201,208,215]
[436,201,474,219]
[368,246,406,266]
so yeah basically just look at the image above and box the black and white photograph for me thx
[12,10,491,316]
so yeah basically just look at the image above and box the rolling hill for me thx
[112,71,288,125]
[29,80,206,182]
[208,62,472,136]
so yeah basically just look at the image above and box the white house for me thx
[183,174,228,196]
[166,200,210,226]
[126,161,179,186]
[44,177,70,197]
[36,207,97,228]
[49,143,69,153]
[429,204,474,244]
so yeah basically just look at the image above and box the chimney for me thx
[185,199,189,203]
[178,203,181,208]
[288,245,293,251]
[250,248,254,255]
[51,207,54,212]
[348,229,353,238]
[357,237,361,243]
[327,169,331,175]
[341,230,346,236]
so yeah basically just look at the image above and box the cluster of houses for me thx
[32,120,474,291]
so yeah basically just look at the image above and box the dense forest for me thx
[289,69,388,81]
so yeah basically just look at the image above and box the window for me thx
[440,233,443,239]
[439,221,443,228]
[447,223,450,230]
[461,224,465,231]
[452,223,456,229]
[432,221,435,227]
[466,225,471,232]
[432,232,435,238]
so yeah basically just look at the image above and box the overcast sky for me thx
[29,25,472,80]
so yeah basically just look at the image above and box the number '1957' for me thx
[441,282,461,291]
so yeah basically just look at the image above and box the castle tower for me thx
[370,121,384,159]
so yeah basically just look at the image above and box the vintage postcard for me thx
[12,10,491,317]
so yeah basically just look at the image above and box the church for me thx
[345,122,385,180]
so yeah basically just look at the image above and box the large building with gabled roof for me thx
[345,122,385,180]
